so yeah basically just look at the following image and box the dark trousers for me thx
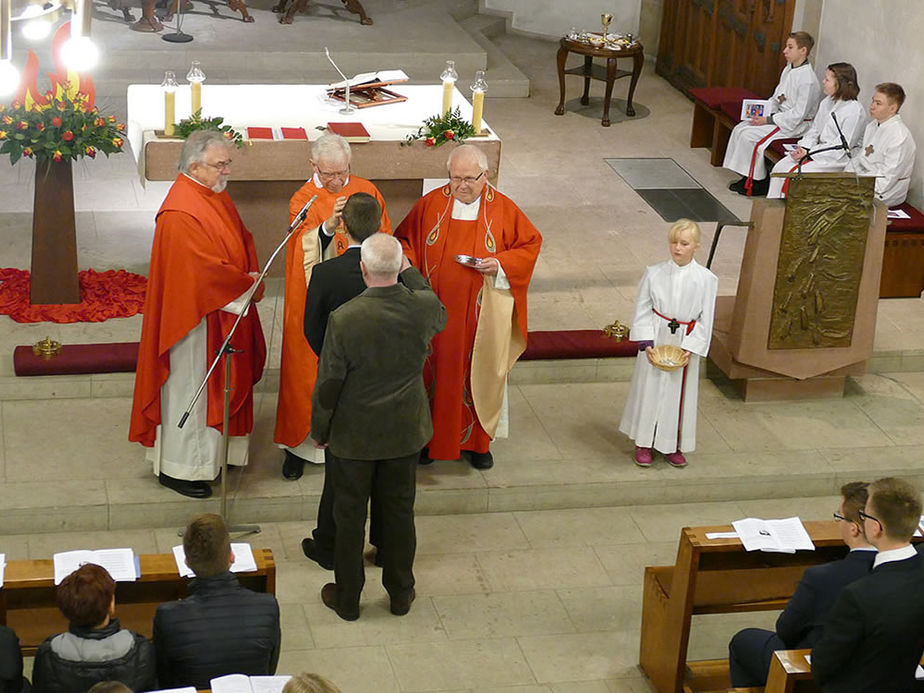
[329,451,418,614]
[312,449,384,559]
[728,627,786,687]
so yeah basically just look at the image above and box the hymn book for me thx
[731,517,815,553]
[326,122,371,142]
[53,548,139,584]
[210,674,292,693]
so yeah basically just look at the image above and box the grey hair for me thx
[178,130,231,173]
[312,133,352,164]
[361,233,402,277]
[447,144,487,172]
[282,672,341,693]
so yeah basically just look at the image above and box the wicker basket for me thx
[649,344,687,372]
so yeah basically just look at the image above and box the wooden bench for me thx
[0,549,276,655]
[881,202,924,298]
[639,522,855,693]
[689,87,760,167]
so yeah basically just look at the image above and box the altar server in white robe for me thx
[619,220,718,469]
[845,82,916,208]
[725,31,821,197]
[767,63,866,198]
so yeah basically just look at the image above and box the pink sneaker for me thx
[634,446,653,467]
[666,451,687,467]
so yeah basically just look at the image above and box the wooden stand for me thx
[30,159,81,305]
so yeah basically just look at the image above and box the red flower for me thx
[55,101,65,111]
[16,121,27,130]
[222,130,233,139]
[107,115,116,123]
[85,146,96,158]
[425,137,436,146]
[94,117,105,127]
[51,116,63,127]
[44,90,54,99]
[1,115,11,125]
[444,129,455,140]
[52,150,63,162]
[62,130,74,141]
[112,137,124,148]
[22,146,33,157]
[35,122,44,131]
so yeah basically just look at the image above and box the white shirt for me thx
[872,544,917,569]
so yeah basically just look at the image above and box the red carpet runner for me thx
[0,268,146,323]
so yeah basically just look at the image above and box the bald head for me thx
[447,145,488,204]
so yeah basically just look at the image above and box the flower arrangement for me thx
[0,86,125,165]
[174,109,244,148]
[403,107,476,147]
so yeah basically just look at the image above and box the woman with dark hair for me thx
[31,564,156,693]
[767,61,867,198]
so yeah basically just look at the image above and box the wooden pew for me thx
[0,549,276,655]
[764,649,819,693]
[639,522,850,693]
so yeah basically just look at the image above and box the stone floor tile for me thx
[275,646,398,693]
[415,513,529,555]
[517,630,640,683]
[626,501,747,543]
[513,507,645,547]
[556,585,643,633]
[412,552,492,597]
[27,529,157,558]
[0,534,31,561]
[432,590,574,640]
[593,542,678,586]
[476,547,611,592]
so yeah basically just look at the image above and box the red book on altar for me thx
[326,122,371,143]
[246,126,274,140]
[281,127,308,140]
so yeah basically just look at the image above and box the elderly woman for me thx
[31,564,155,693]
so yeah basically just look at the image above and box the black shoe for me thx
[321,582,359,621]
[728,176,747,193]
[282,450,306,480]
[390,587,416,616]
[158,472,212,499]
[418,448,433,465]
[469,451,494,470]
[301,538,334,570]
[748,177,770,196]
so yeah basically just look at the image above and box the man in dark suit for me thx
[153,513,281,689]
[727,482,876,686]
[311,233,446,621]
[812,476,924,692]
[300,192,384,571]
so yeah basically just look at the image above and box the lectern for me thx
[710,173,885,400]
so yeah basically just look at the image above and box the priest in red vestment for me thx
[129,130,266,498]
[275,133,392,480]
[395,144,542,469]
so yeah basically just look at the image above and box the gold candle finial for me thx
[32,336,62,359]
[603,319,628,341]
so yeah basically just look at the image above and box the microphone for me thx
[831,112,851,158]
[291,194,319,231]
[324,47,356,115]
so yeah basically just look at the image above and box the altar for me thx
[126,84,501,274]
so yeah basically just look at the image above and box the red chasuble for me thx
[129,175,266,446]
[395,184,541,460]
[274,176,392,448]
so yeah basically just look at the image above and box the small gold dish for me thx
[649,344,687,371]
[603,320,629,341]
[32,337,62,360]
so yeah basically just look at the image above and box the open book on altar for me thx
[327,69,409,108]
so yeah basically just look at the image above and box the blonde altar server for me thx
[845,82,916,208]
[767,62,866,198]
[725,31,821,197]
[619,219,717,468]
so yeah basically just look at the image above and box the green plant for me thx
[403,106,476,147]
[174,109,244,147]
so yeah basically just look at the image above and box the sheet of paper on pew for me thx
[147,688,197,693]
[783,143,798,152]
[730,517,815,553]
[172,542,258,578]
[889,207,912,219]
[53,548,139,585]
[210,674,292,693]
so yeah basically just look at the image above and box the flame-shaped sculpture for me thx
[13,22,95,111]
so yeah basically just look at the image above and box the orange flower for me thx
[16,121,27,130]
[62,130,74,141]
[52,150,63,162]
[444,129,455,140]
[112,137,124,148]
[85,146,96,158]
[94,117,105,127]
[0,130,6,140]
[107,115,116,123]
[0,115,9,125]
[36,122,44,131]
[22,147,33,157]
[116,122,125,132]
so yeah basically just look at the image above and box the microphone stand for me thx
[177,195,319,535]
[325,47,356,115]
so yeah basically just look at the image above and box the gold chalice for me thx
[601,13,613,41]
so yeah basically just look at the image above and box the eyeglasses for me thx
[202,159,232,170]
[857,509,882,528]
[316,166,349,180]
[832,512,848,522]
[449,171,485,185]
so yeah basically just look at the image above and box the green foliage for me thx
[174,109,244,148]
[402,107,476,147]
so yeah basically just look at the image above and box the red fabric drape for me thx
[0,268,146,323]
